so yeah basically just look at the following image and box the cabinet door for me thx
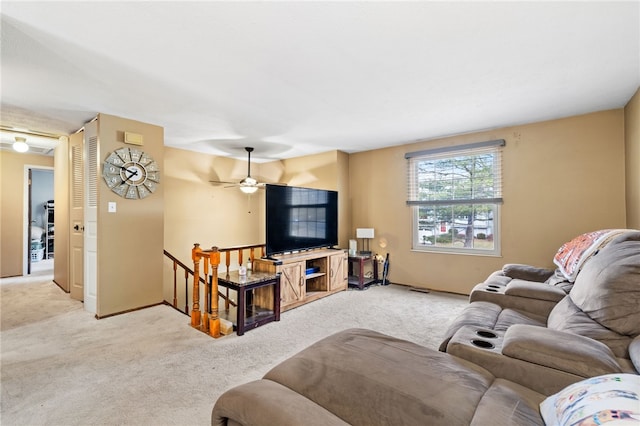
[329,252,348,291]
[279,261,305,307]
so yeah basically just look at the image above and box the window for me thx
[406,139,504,255]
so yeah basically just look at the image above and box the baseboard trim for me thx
[95,301,165,320]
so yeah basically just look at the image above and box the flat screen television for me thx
[265,184,338,257]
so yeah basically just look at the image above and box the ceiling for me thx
[1,1,638,161]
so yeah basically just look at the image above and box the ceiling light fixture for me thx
[239,148,259,193]
[13,137,29,153]
[240,177,259,194]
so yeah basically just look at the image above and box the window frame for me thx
[406,140,504,256]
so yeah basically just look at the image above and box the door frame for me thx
[22,164,54,276]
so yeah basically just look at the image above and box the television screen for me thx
[266,184,338,256]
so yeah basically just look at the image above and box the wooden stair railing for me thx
[191,243,266,338]
[218,243,266,310]
[163,249,238,316]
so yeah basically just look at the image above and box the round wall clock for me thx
[102,147,160,199]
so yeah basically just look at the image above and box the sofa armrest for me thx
[504,280,567,302]
[503,324,623,377]
[502,264,555,282]
[212,380,348,426]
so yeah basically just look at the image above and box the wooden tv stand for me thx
[253,248,348,312]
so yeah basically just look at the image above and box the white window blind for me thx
[406,139,504,206]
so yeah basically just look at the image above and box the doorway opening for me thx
[25,167,54,275]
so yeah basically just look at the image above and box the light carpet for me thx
[1,272,467,426]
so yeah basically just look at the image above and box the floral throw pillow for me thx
[553,230,629,282]
[540,373,640,426]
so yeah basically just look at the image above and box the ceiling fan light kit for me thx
[240,177,259,194]
[211,146,264,193]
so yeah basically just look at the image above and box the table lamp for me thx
[356,228,374,255]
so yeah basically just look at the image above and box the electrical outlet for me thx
[108,202,117,213]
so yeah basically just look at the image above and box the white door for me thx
[69,131,84,301]
[83,120,98,314]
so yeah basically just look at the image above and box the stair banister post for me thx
[171,259,178,309]
[208,246,221,338]
[191,243,202,327]
[224,251,231,311]
[201,255,210,332]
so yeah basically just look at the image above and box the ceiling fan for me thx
[210,147,263,194]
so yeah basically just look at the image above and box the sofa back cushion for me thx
[548,297,632,358]
[569,231,640,337]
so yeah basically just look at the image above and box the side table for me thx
[217,271,281,335]
[348,254,378,290]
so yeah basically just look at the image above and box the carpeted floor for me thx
[0,271,467,425]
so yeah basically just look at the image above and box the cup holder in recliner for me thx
[487,285,500,289]
[475,330,497,339]
[485,288,499,292]
[470,339,495,349]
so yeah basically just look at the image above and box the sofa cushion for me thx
[211,380,349,426]
[544,269,574,293]
[471,379,545,426]
[494,308,546,331]
[553,229,629,282]
[548,297,632,358]
[265,328,498,425]
[502,324,622,378]
[539,373,640,426]
[569,231,640,337]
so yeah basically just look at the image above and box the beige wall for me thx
[96,114,165,317]
[53,136,70,291]
[162,147,265,254]
[162,148,349,303]
[349,109,627,294]
[625,87,640,229]
[0,151,54,277]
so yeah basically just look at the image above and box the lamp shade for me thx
[240,185,258,194]
[356,228,374,238]
[240,176,258,193]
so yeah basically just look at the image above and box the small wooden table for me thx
[217,271,281,335]
[348,254,379,290]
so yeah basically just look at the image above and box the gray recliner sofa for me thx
[212,328,640,426]
[211,231,640,426]
[466,229,634,317]
[439,231,640,394]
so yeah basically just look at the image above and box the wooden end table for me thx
[348,254,379,290]
[217,271,281,335]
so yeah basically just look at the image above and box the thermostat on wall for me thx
[124,132,144,146]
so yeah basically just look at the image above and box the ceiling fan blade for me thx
[210,180,237,185]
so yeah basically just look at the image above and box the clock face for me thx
[102,147,160,199]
